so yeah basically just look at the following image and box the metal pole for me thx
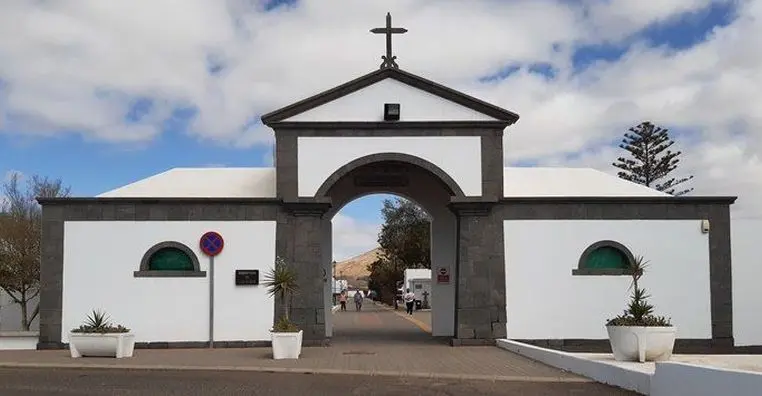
[209,256,214,348]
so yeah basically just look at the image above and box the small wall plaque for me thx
[235,270,260,285]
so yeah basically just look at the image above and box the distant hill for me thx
[334,248,382,289]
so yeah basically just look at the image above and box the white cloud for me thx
[2,0,762,251]
[331,213,381,262]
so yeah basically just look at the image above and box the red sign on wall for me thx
[436,267,450,284]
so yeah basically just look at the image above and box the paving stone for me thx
[0,303,588,382]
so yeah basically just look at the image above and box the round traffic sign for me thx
[200,231,224,257]
[439,267,448,275]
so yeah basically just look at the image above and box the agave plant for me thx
[263,256,300,332]
[71,309,130,334]
[606,256,672,327]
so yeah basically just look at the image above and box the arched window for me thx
[134,242,206,278]
[572,240,635,276]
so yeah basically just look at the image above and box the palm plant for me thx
[264,256,300,332]
[71,309,130,334]
[606,255,672,327]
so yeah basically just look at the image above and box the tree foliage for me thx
[367,197,430,304]
[613,121,694,196]
[0,173,70,330]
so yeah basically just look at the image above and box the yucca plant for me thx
[606,256,672,327]
[264,256,300,332]
[71,309,130,334]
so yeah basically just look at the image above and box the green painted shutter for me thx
[149,248,194,271]
[584,247,628,270]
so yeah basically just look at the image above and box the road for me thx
[0,368,638,395]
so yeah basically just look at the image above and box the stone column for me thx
[707,203,733,348]
[450,202,507,345]
[38,204,65,349]
[275,202,330,345]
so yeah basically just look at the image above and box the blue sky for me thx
[0,0,756,257]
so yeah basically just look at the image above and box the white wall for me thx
[731,219,762,346]
[504,220,711,340]
[283,78,498,122]
[62,221,276,344]
[297,136,482,197]
[651,362,762,396]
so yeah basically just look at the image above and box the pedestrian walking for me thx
[339,291,347,311]
[403,288,416,315]
[354,290,363,311]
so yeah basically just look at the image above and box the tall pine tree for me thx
[613,121,694,196]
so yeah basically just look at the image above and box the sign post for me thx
[436,267,450,284]
[200,231,224,348]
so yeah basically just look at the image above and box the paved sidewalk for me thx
[0,303,588,384]
[332,300,435,345]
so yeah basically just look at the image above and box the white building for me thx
[403,269,431,308]
[20,15,761,355]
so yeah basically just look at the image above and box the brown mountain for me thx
[334,247,382,289]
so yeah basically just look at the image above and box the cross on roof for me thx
[370,12,407,69]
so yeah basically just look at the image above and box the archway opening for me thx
[316,158,459,345]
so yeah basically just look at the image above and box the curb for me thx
[0,362,593,383]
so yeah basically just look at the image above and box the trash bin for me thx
[415,300,422,310]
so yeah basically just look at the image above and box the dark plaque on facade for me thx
[353,174,409,187]
[235,270,259,285]
[353,163,410,187]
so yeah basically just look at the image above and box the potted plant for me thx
[606,256,676,362]
[264,256,302,360]
[69,309,134,358]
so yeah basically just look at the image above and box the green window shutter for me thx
[584,246,628,270]
[148,248,194,271]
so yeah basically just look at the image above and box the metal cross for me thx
[370,12,407,69]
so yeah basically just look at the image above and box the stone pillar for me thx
[275,203,330,345]
[707,204,733,348]
[321,219,334,338]
[38,204,65,349]
[450,202,507,345]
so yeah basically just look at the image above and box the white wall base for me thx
[651,362,762,396]
[0,332,39,350]
[498,339,762,396]
[497,339,650,394]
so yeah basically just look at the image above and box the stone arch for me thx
[133,241,206,278]
[314,152,466,199]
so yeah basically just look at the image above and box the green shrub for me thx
[264,257,301,333]
[606,256,672,327]
[71,309,130,334]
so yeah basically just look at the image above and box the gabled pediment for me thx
[260,68,519,126]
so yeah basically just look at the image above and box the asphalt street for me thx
[0,368,637,396]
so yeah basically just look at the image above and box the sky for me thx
[1,0,761,261]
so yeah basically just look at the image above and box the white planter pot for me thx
[69,332,135,358]
[606,325,676,362]
[271,330,303,360]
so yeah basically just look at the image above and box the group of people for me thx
[337,288,418,316]
[338,290,365,311]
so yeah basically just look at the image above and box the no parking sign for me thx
[200,231,224,257]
